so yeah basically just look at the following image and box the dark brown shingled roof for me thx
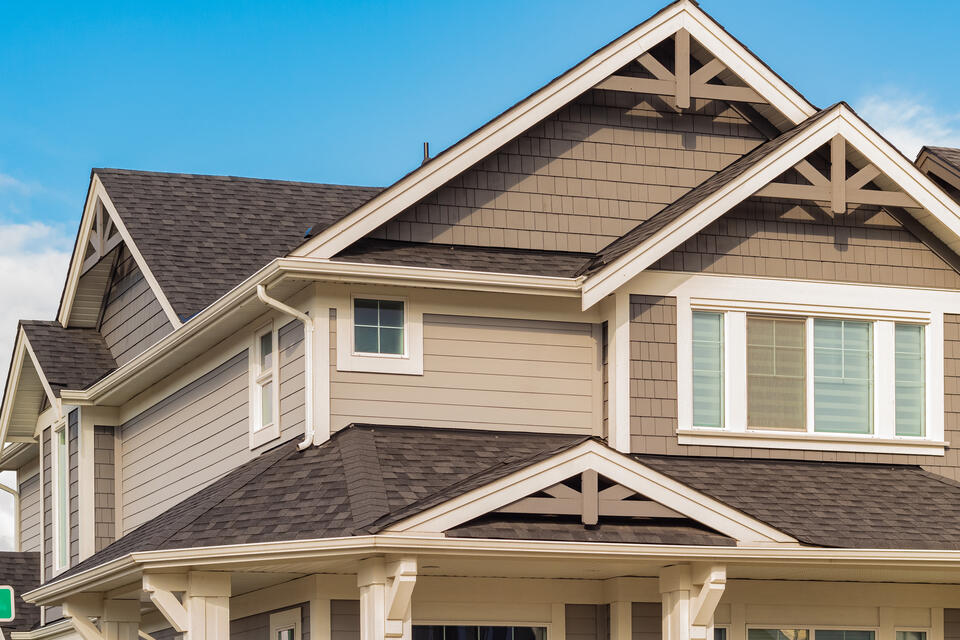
[94,169,383,320]
[924,146,960,172]
[20,321,117,396]
[332,238,591,278]
[579,104,839,275]
[0,552,41,633]
[638,454,960,550]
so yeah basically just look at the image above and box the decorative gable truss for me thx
[58,173,180,330]
[386,439,796,545]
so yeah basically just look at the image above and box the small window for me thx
[814,319,873,434]
[250,323,281,448]
[354,298,405,355]
[895,324,925,436]
[269,609,301,640]
[896,633,926,640]
[747,316,805,430]
[692,311,723,427]
[53,424,68,570]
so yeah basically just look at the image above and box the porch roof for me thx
[0,551,41,633]
[20,320,117,396]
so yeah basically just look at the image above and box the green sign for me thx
[0,585,13,623]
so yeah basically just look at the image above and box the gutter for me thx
[256,285,317,450]
[25,533,960,605]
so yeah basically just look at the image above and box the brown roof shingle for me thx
[0,552,41,633]
[20,321,117,396]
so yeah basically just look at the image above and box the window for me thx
[749,631,875,640]
[692,312,723,427]
[413,627,547,640]
[896,632,926,640]
[269,609,300,640]
[680,301,939,453]
[250,323,281,448]
[715,628,728,640]
[53,423,68,570]
[354,298,405,355]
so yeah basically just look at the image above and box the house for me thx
[5,2,960,640]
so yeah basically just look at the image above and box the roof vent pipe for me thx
[422,142,430,164]
[256,285,315,450]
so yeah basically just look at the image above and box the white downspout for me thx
[256,285,315,450]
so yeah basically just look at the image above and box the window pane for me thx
[277,630,294,640]
[379,327,404,355]
[814,319,873,434]
[896,633,926,640]
[748,317,805,429]
[715,630,728,640]
[355,325,379,353]
[692,312,723,427]
[896,324,925,436]
[260,332,273,371]
[816,632,875,640]
[56,429,68,567]
[749,630,808,640]
[355,298,379,326]
[260,381,273,428]
[379,300,404,327]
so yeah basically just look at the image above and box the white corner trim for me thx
[387,439,795,545]
[293,0,814,261]
[335,292,424,376]
[582,103,960,309]
[606,293,631,452]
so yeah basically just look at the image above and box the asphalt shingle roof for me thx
[925,146,960,172]
[20,321,117,396]
[94,169,383,320]
[0,552,41,633]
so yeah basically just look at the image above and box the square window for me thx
[354,298,405,355]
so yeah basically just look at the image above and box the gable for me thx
[297,0,816,260]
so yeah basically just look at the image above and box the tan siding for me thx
[373,90,765,253]
[100,248,174,366]
[68,409,79,566]
[567,604,608,640]
[331,313,597,434]
[945,609,960,640]
[17,469,40,553]
[94,426,116,552]
[631,603,660,640]
[231,603,310,640]
[42,427,51,580]
[119,321,304,534]
[330,601,359,640]
[652,198,960,289]
[629,298,960,475]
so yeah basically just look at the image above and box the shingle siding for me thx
[373,91,765,253]
[651,198,960,289]
[94,425,116,552]
[42,426,51,580]
[68,409,79,566]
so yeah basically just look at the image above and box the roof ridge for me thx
[93,167,382,191]
[338,426,390,532]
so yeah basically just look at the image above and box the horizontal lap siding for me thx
[231,603,310,640]
[331,313,597,434]
[331,601,360,640]
[119,321,304,535]
[945,609,960,640]
[632,603,660,640]
[100,249,173,366]
[94,426,116,552]
[630,298,960,475]
[374,90,764,253]
[652,198,960,289]
[567,604,608,640]
[18,470,40,553]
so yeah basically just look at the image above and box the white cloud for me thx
[0,221,72,551]
[857,90,960,159]
[0,174,36,196]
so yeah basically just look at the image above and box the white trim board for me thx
[293,0,815,260]
[0,329,61,446]
[581,103,960,309]
[386,439,796,545]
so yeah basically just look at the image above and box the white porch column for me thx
[660,564,726,640]
[358,557,417,640]
[63,595,139,640]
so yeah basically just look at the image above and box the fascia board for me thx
[0,330,59,445]
[56,177,101,327]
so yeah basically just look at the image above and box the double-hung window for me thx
[684,304,938,452]
[250,323,281,448]
[52,422,68,571]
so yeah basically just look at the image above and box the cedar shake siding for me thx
[372,90,766,253]
[119,321,304,534]
[42,426,51,580]
[629,299,960,479]
[17,468,40,553]
[94,425,116,552]
[68,409,79,566]
[100,247,174,366]
[330,312,599,434]
[567,604,609,640]
[632,603,661,640]
[331,601,360,640]
[231,603,310,640]
[651,198,960,289]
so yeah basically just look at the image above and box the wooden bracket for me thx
[596,29,763,108]
[358,557,418,640]
[755,135,918,212]
[689,564,726,639]
[659,564,726,640]
[63,595,140,640]
[142,574,189,633]
[498,470,684,524]
[81,200,123,276]
[385,558,418,639]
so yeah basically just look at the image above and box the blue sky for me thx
[0,0,959,546]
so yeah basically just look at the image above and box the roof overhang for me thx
[0,328,60,448]
[581,103,960,309]
[291,0,816,262]
[917,147,960,195]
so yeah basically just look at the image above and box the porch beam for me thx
[63,595,140,640]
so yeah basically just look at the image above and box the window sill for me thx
[249,422,280,449]
[677,427,947,456]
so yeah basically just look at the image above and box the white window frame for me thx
[336,292,424,375]
[656,273,948,456]
[745,626,880,640]
[249,322,281,449]
[269,608,301,640]
[51,419,69,573]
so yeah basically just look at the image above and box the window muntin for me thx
[895,324,925,436]
[252,324,280,442]
[354,298,405,355]
[747,316,805,430]
[54,424,68,569]
[813,319,873,434]
[692,311,723,427]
